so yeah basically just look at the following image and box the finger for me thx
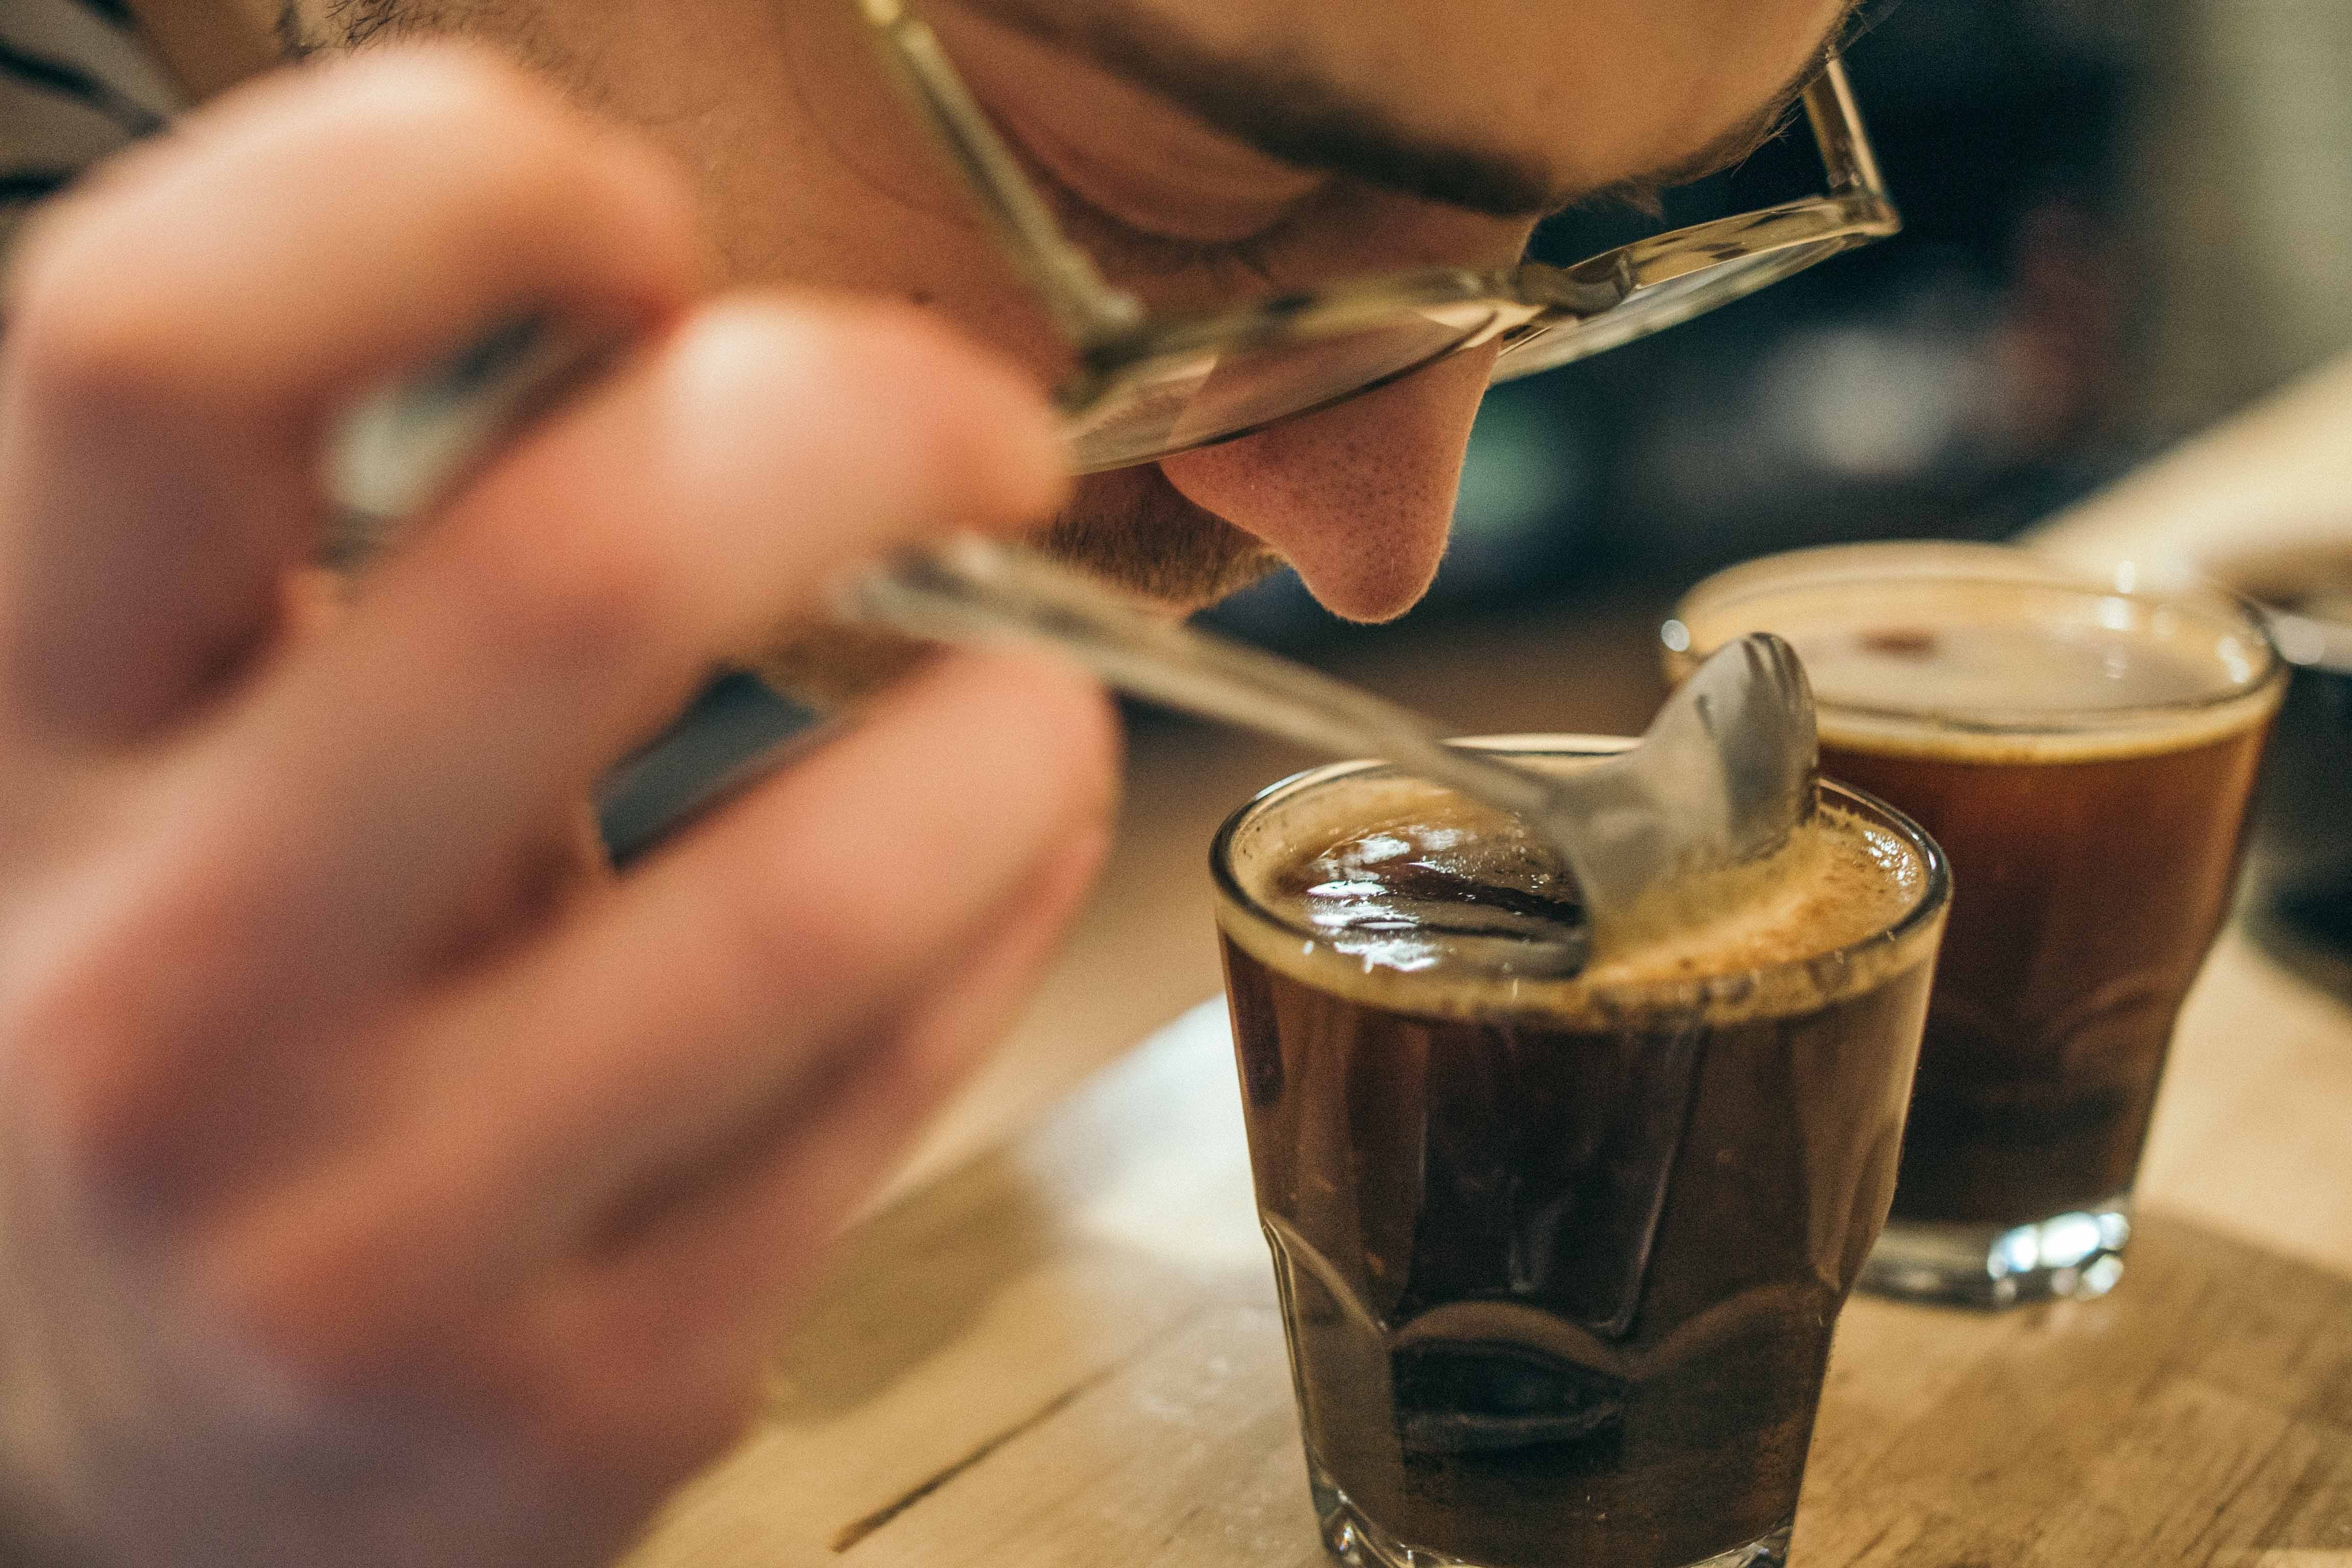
[199,649,1115,1371]
[51,292,1067,1161]
[193,288,1059,972]
[470,815,1110,1493]
[0,45,701,743]
[590,804,1111,1298]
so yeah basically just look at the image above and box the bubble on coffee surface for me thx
[1272,805,1590,979]
[1856,627,1940,661]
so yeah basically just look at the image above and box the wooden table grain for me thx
[626,924,2352,1568]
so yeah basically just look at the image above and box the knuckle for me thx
[192,1247,383,1395]
[855,1017,970,1125]
[823,301,1062,510]
[0,50,689,437]
[191,1206,464,1402]
[499,1302,762,1500]
[452,512,688,678]
[839,299,996,397]
[812,305,999,450]
[721,871,864,994]
[0,836,310,1196]
[4,939,190,1191]
[963,656,1124,839]
[4,227,205,426]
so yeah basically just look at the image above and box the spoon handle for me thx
[844,536,1566,828]
[327,317,1572,824]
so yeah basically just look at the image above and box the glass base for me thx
[1308,1455,1791,1568]
[1861,1196,2132,1309]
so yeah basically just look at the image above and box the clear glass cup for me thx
[1213,738,1950,1568]
[1667,542,2286,1307]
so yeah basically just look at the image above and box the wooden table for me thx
[625,923,2352,1568]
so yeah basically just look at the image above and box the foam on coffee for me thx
[1679,577,2280,763]
[1217,761,1937,1029]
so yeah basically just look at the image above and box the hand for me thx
[0,47,1114,1568]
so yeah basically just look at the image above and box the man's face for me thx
[295,0,1852,621]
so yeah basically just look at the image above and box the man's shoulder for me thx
[2,0,183,259]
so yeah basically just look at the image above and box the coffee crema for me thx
[1220,764,1937,1028]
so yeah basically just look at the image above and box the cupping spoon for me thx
[846,537,1818,960]
[328,316,1819,967]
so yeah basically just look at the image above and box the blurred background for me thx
[905,0,2352,1189]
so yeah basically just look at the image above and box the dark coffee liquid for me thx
[1821,725,2271,1222]
[1758,605,2282,1226]
[1220,800,1937,1568]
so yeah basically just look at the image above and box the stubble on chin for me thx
[751,462,1279,710]
[1035,462,1281,611]
[284,1,450,51]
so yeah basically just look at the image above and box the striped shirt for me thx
[1,0,182,256]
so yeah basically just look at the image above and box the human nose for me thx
[1154,346,1499,622]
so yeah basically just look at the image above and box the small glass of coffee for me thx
[1214,738,1949,1568]
[1666,542,2285,1308]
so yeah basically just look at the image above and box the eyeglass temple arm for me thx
[1805,55,1887,201]
[855,0,1145,347]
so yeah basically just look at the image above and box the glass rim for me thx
[1208,733,1952,1024]
[1669,543,2290,738]
[2201,542,2352,673]
[2261,600,2352,675]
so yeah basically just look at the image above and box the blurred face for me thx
[293,0,1853,620]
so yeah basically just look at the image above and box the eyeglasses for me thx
[856,0,1899,474]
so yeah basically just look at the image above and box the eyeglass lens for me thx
[1493,240,1856,382]
[1065,304,1500,472]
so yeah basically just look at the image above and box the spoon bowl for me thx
[1534,630,1819,940]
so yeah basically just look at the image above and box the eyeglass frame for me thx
[855,0,1900,472]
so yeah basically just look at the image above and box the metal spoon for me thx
[847,537,1817,960]
[329,317,1819,965]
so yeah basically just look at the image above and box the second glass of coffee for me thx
[1668,543,2284,1307]
[1215,740,1949,1568]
